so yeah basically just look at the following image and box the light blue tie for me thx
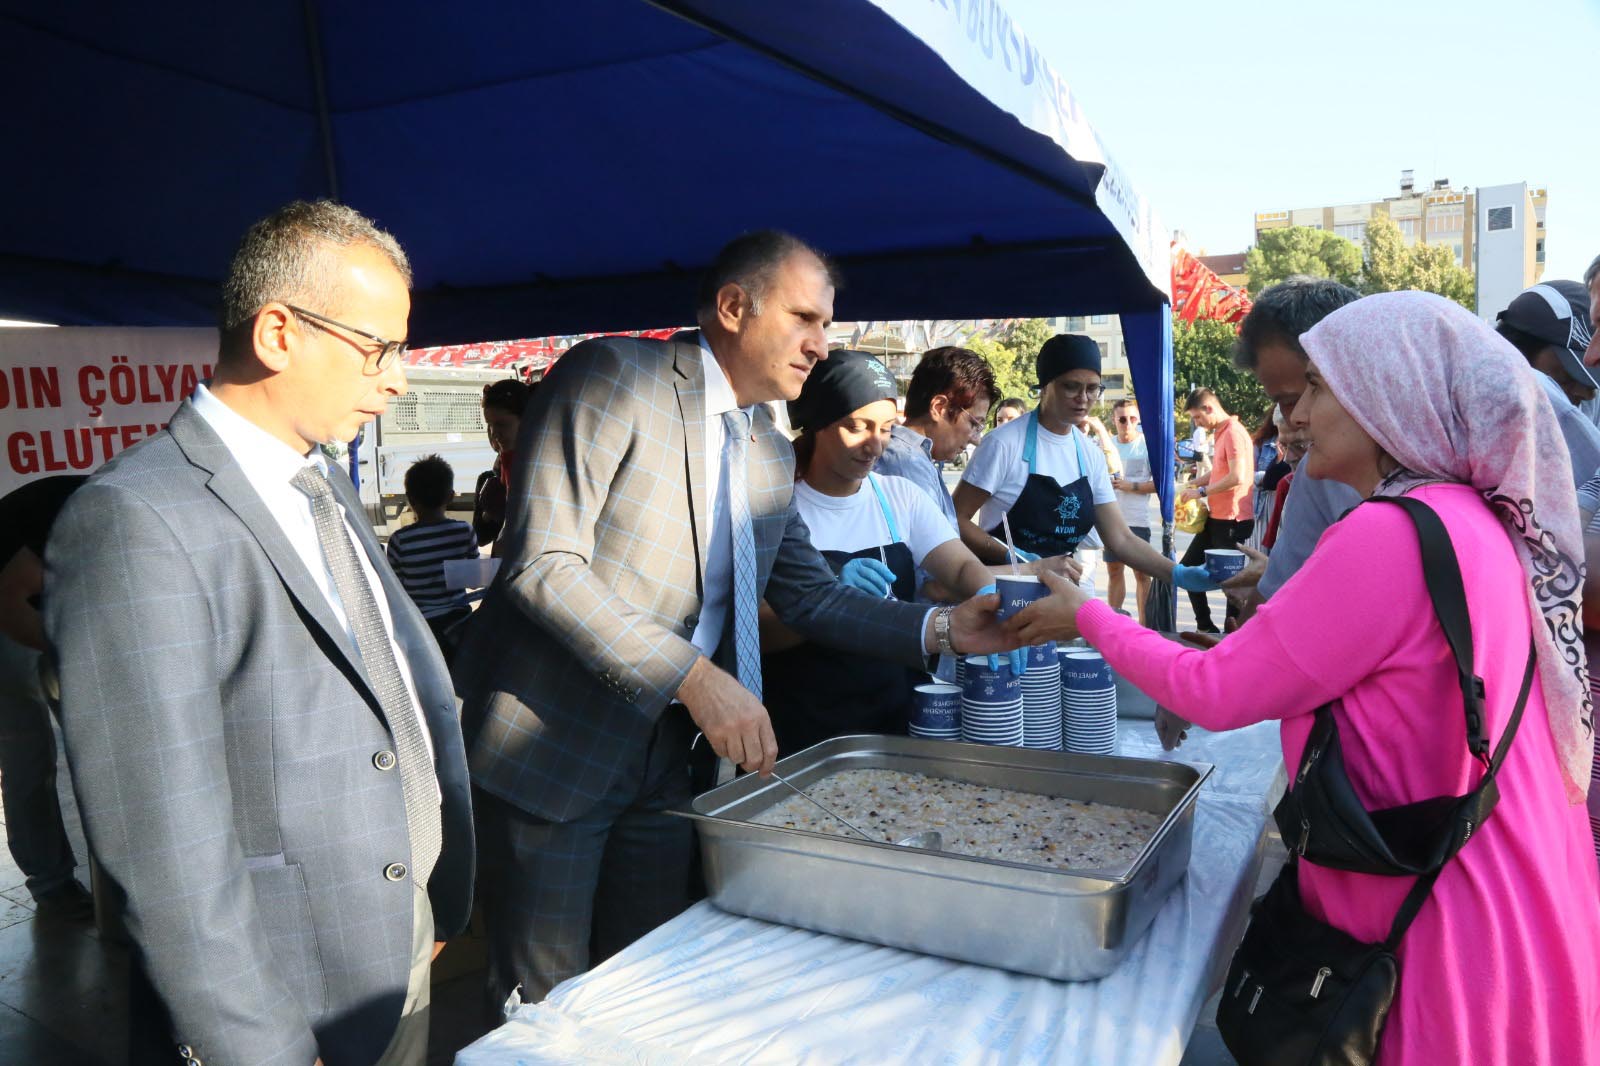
[722,408,763,700]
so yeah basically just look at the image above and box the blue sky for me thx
[1004,0,1600,283]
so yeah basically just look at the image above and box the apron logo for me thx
[1055,494,1082,524]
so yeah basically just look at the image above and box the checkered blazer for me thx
[455,334,930,821]
[43,402,474,1066]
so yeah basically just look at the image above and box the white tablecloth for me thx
[458,721,1285,1066]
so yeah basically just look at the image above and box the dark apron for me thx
[764,475,920,754]
[985,411,1098,558]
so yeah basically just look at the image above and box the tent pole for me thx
[301,0,340,201]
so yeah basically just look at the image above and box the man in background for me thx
[1106,399,1156,622]
[1178,388,1254,633]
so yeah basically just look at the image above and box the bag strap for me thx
[1364,496,1490,761]
[1381,640,1535,950]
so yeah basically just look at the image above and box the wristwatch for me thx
[1199,485,1209,497]
[934,606,958,657]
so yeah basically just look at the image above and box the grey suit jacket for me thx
[44,402,474,1066]
[455,334,931,822]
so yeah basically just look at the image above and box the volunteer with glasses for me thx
[953,334,1221,598]
[760,351,1071,753]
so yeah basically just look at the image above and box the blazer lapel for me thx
[167,402,376,696]
[671,334,712,597]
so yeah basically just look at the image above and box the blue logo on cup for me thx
[1024,641,1057,671]
[1204,548,1246,581]
[1059,650,1111,689]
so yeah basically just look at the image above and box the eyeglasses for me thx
[1055,381,1104,400]
[1116,415,1139,424]
[958,408,987,433]
[284,303,408,372]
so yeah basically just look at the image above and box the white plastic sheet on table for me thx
[457,722,1285,1066]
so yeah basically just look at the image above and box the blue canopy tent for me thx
[0,0,1177,609]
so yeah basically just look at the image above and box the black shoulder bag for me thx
[1216,496,1537,1066]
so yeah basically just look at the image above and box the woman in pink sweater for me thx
[1012,292,1600,1065]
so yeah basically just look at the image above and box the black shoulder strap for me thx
[1382,641,1535,950]
[1364,496,1490,760]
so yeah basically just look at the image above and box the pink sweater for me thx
[1080,483,1600,1066]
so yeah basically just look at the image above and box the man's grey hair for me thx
[219,200,412,341]
[1585,253,1600,288]
[695,229,839,325]
[1234,275,1362,369]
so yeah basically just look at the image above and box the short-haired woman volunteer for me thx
[952,333,1222,599]
[760,351,1069,754]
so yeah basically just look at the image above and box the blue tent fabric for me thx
[0,0,1175,534]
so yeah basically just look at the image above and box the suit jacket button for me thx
[384,862,408,882]
[373,751,397,771]
[684,614,699,629]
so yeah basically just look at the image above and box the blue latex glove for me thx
[1007,546,1040,563]
[839,557,896,598]
[975,582,1027,675]
[987,648,1028,676]
[1172,564,1221,592]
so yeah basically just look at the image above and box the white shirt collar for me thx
[697,334,741,419]
[191,383,326,481]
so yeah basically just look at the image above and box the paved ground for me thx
[0,499,1251,1063]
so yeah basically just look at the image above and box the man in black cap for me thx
[1496,280,1600,491]
[953,334,1217,598]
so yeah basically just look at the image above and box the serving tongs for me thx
[694,732,943,850]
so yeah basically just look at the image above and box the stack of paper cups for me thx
[960,656,1023,746]
[910,682,961,741]
[1019,641,1062,750]
[1059,649,1118,755]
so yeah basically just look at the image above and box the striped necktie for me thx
[721,409,763,699]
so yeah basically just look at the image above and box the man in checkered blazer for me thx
[455,231,1014,1012]
[45,203,474,1066]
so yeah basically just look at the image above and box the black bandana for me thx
[788,350,899,433]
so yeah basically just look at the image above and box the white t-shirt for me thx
[793,474,958,567]
[1112,435,1153,529]
[962,415,1116,532]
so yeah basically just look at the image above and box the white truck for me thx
[353,364,521,529]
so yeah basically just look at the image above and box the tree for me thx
[1171,314,1270,427]
[1361,214,1475,310]
[1361,213,1410,295]
[966,335,1032,406]
[1244,226,1363,295]
[1006,318,1055,368]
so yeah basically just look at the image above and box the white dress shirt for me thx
[191,385,438,774]
[689,337,749,659]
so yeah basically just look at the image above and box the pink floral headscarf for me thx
[1301,291,1592,802]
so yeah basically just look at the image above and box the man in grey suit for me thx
[45,202,473,1066]
[456,230,1014,1012]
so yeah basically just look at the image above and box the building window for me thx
[1486,206,1514,232]
[1537,239,1546,264]
[1395,218,1418,239]
[1427,205,1464,235]
[1096,342,1109,361]
[1090,314,1110,325]
[1333,222,1366,244]
[1101,372,1126,392]
[1065,316,1086,331]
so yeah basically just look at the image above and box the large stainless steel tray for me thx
[673,734,1212,981]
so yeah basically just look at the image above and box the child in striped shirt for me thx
[386,454,480,660]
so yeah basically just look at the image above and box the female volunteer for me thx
[951,333,1220,597]
[760,351,1069,753]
